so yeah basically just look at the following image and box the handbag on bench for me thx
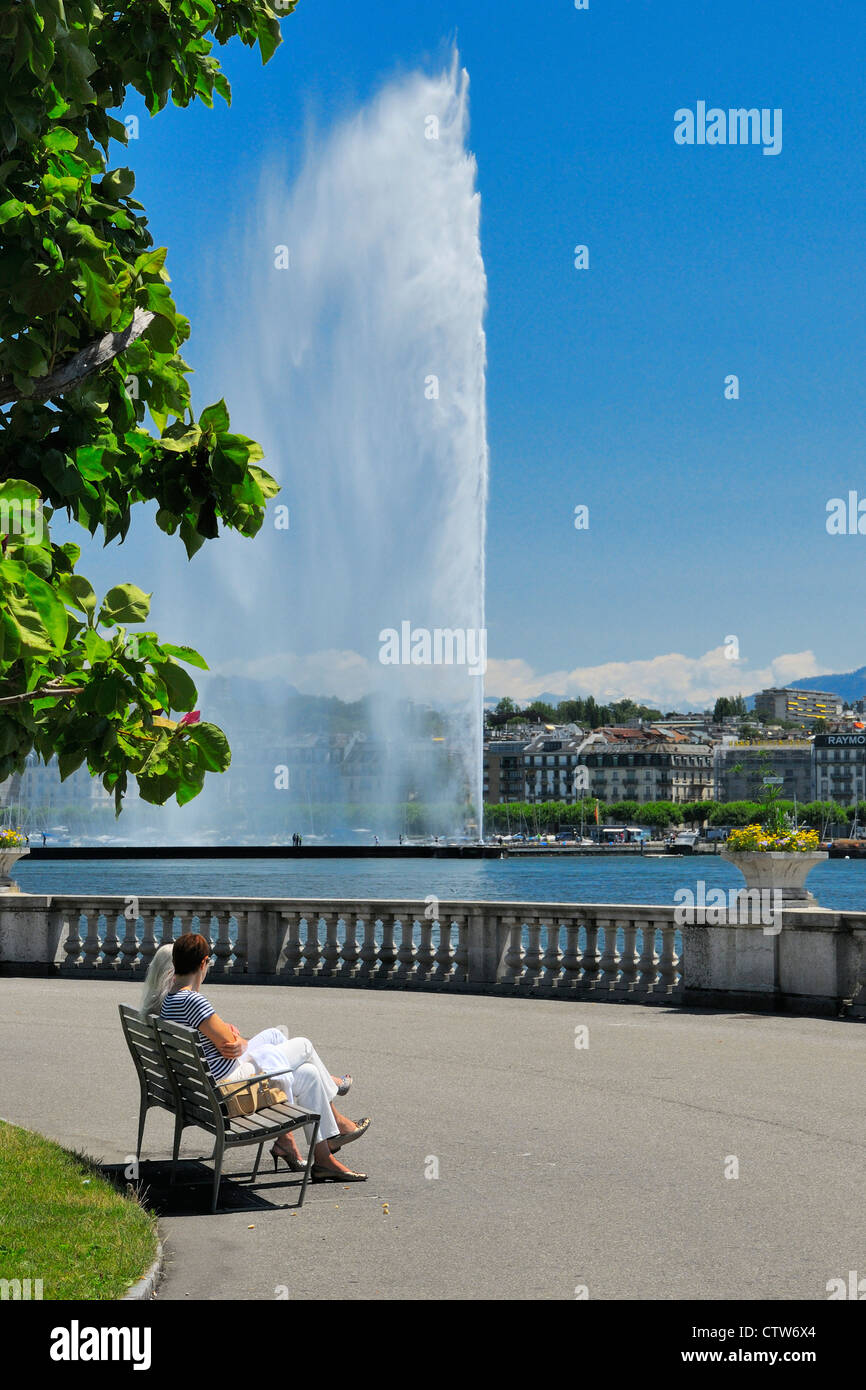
[219,1077,288,1118]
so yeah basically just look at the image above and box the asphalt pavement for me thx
[1,977,864,1300]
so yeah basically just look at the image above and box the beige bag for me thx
[257,1080,288,1110]
[219,1078,288,1118]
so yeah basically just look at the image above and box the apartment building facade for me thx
[754,687,842,725]
[483,726,714,804]
[812,732,866,805]
[580,728,714,804]
[714,742,813,804]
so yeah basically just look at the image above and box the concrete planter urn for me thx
[0,847,29,893]
[721,849,827,906]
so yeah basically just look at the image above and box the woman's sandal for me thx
[270,1142,305,1173]
[328,1116,371,1152]
[336,1074,353,1096]
[311,1164,367,1183]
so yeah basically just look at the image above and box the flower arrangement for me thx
[726,824,820,854]
[0,828,28,848]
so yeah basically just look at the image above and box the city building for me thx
[0,752,115,827]
[483,739,531,803]
[812,732,866,805]
[578,728,714,804]
[713,741,813,804]
[753,687,842,725]
[521,730,591,803]
[482,726,716,805]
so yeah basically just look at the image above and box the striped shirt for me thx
[160,989,236,1082]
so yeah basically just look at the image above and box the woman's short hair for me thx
[172,932,212,975]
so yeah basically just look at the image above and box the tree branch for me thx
[0,680,84,707]
[0,308,155,406]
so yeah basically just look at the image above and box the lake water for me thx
[13,854,866,912]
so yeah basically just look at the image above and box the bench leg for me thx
[136,1099,147,1162]
[211,1131,225,1213]
[170,1114,184,1185]
[250,1141,265,1182]
[297,1117,319,1208]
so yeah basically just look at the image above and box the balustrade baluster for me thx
[320,913,341,977]
[581,916,602,985]
[101,907,122,972]
[378,914,398,981]
[598,919,621,990]
[560,919,581,993]
[520,918,543,988]
[119,902,140,972]
[158,908,176,949]
[138,909,157,973]
[233,911,248,977]
[395,915,416,982]
[657,922,678,992]
[279,911,303,977]
[539,920,562,990]
[183,909,205,943]
[433,916,455,984]
[82,907,101,970]
[500,915,524,986]
[340,912,361,977]
[357,912,378,979]
[453,915,469,983]
[210,911,233,975]
[301,915,322,977]
[637,921,660,988]
[416,913,436,983]
[62,908,83,970]
[615,919,640,996]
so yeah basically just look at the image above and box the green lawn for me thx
[0,1121,158,1300]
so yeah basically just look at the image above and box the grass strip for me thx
[0,1120,157,1300]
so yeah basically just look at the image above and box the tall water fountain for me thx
[185,56,488,839]
[105,56,489,844]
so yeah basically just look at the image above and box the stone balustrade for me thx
[0,895,682,1001]
[1,894,865,1017]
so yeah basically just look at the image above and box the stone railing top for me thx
[36,894,681,916]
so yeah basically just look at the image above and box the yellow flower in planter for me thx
[0,828,27,848]
[727,823,819,853]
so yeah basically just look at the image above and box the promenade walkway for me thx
[1,977,864,1300]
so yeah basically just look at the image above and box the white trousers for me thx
[221,1029,339,1144]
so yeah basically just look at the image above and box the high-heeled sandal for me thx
[328,1116,371,1152]
[270,1142,305,1172]
[311,1164,367,1182]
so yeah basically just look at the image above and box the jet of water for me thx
[178,54,489,841]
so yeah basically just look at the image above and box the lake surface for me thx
[13,854,866,912]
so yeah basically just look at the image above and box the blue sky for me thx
[78,0,866,710]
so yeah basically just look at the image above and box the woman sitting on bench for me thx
[141,933,369,1183]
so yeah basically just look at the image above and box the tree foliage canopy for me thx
[0,0,294,810]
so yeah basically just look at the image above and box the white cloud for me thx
[213,642,833,712]
[484,647,831,711]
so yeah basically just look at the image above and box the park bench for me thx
[119,1003,179,1160]
[119,1004,320,1211]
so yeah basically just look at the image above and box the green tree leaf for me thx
[98,583,151,626]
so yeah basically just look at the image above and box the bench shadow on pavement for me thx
[100,1159,310,1217]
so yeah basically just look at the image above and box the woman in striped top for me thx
[143,933,369,1182]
